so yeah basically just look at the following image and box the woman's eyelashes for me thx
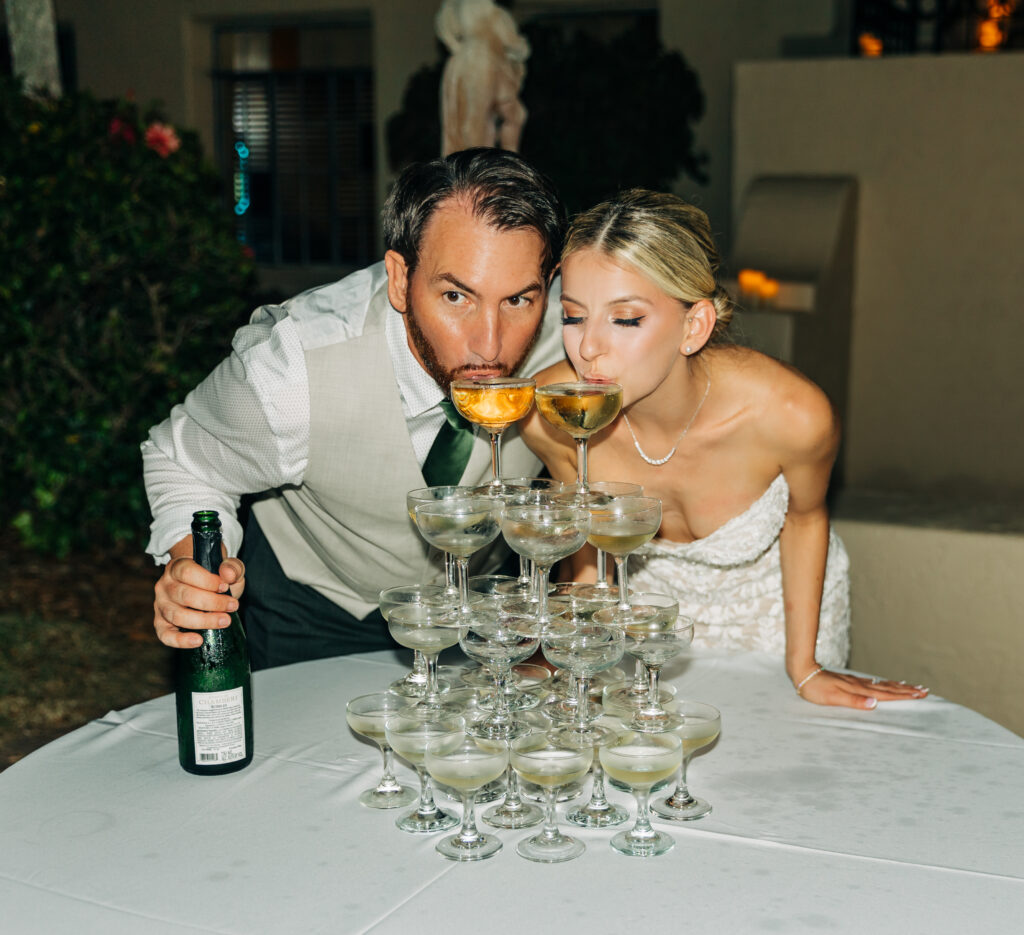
[560,313,643,328]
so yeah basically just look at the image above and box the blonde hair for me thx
[562,189,733,345]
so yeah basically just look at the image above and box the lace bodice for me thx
[629,473,850,666]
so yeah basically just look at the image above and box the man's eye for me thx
[560,315,583,325]
[613,317,642,327]
[443,291,464,302]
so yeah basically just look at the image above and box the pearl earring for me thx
[685,346,692,354]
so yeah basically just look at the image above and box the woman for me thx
[521,189,926,709]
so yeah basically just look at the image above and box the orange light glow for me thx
[977,1,1016,51]
[858,32,883,57]
[738,269,766,294]
[760,278,780,301]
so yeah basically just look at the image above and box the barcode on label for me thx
[199,753,219,762]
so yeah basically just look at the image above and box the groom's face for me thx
[384,196,546,390]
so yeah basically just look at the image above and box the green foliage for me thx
[0,79,256,555]
[385,21,707,216]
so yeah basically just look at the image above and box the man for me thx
[144,147,566,668]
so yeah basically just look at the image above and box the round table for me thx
[1,648,1022,933]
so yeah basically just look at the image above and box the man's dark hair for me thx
[382,147,566,280]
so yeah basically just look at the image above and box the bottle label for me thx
[191,687,246,764]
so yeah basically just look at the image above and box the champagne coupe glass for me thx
[494,476,568,597]
[414,497,503,615]
[565,714,630,829]
[553,481,643,602]
[653,701,721,821]
[385,712,465,833]
[345,692,417,809]
[459,615,541,741]
[406,485,472,601]
[600,729,683,857]
[388,604,468,718]
[535,381,622,502]
[425,730,509,861]
[599,592,680,715]
[542,621,624,746]
[624,612,694,732]
[482,708,549,830]
[510,732,593,862]
[449,376,535,495]
[501,504,590,626]
[587,496,663,619]
[380,584,483,698]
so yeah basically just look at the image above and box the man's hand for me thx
[153,537,246,649]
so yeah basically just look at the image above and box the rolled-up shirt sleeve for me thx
[142,305,310,564]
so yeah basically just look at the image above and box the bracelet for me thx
[795,665,823,695]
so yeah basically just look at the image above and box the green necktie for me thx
[422,398,475,488]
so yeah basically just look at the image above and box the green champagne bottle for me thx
[175,510,254,775]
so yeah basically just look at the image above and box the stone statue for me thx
[436,0,530,155]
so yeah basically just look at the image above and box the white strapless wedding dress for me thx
[628,473,850,667]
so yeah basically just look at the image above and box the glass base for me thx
[436,831,503,861]
[516,831,585,863]
[609,828,675,857]
[566,800,629,828]
[569,582,630,604]
[482,799,544,829]
[478,688,541,712]
[652,794,712,821]
[550,722,616,750]
[467,714,535,742]
[630,710,686,733]
[396,807,460,833]
[358,785,416,809]
[602,682,675,717]
[389,675,451,698]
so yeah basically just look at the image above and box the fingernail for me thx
[228,600,239,611]
[865,697,878,709]
[218,582,229,592]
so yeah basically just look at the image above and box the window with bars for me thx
[212,22,375,267]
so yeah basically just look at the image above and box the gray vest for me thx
[250,276,552,619]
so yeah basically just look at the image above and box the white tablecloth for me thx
[1,649,1022,934]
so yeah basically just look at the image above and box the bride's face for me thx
[559,248,690,407]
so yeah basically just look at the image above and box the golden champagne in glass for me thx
[535,382,622,502]
[450,377,535,492]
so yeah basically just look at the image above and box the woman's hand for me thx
[796,666,928,709]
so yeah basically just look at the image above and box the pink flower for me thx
[144,122,181,158]
[108,116,136,144]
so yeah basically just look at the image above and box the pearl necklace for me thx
[621,376,711,466]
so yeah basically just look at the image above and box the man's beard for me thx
[404,299,541,393]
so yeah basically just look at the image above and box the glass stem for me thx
[518,554,530,586]
[416,765,440,816]
[575,674,592,731]
[458,791,483,845]
[575,438,589,493]
[629,786,657,842]
[643,664,664,716]
[488,431,502,484]
[632,657,646,692]
[588,756,611,809]
[423,651,440,704]
[595,548,608,587]
[491,664,512,723]
[455,555,471,615]
[409,650,428,685]
[536,562,552,624]
[541,786,562,842]
[377,744,402,793]
[502,765,526,812]
[669,757,696,807]
[444,553,458,597]
[615,555,631,610]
